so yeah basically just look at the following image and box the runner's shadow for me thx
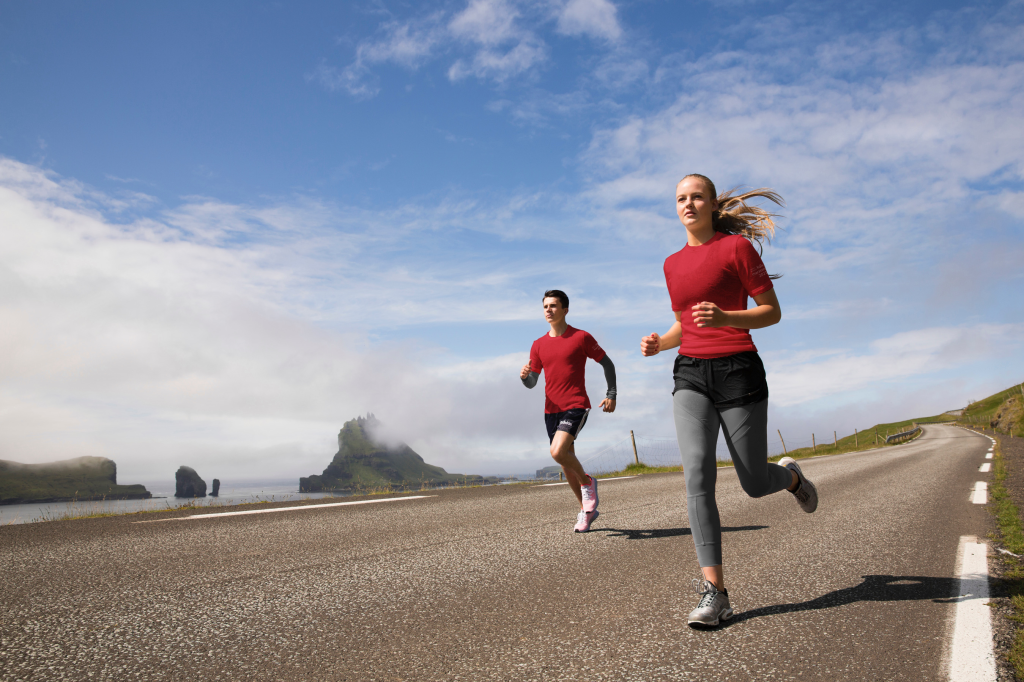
[726,574,963,626]
[600,525,768,540]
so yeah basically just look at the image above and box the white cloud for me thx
[765,324,1024,407]
[555,0,621,42]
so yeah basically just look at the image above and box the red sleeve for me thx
[583,332,606,362]
[734,238,774,297]
[529,339,543,373]
[664,255,682,312]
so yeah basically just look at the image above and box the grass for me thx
[986,435,1024,677]
[960,383,1024,434]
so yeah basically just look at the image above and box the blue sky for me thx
[1,0,1022,482]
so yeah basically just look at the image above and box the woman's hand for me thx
[691,301,727,328]
[641,333,661,357]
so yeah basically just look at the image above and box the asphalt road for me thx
[0,424,993,681]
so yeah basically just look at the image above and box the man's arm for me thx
[520,360,539,389]
[598,355,616,413]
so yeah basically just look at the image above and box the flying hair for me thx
[681,174,785,279]
[680,174,784,249]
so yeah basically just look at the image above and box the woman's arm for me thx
[641,312,683,356]
[690,288,782,330]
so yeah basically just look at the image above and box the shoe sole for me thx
[687,608,734,628]
[574,509,599,533]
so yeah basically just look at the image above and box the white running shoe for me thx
[688,578,733,628]
[573,509,598,533]
[779,457,818,513]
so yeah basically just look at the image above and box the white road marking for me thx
[133,495,435,523]
[986,453,993,460]
[948,536,995,681]
[979,463,992,473]
[537,475,637,487]
[971,482,988,505]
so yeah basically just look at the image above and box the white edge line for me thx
[971,482,988,505]
[948,535,995,682]
[979,463,992,473]
[537,475,637,487]
[986,453,993,459]
[133,495,436,523]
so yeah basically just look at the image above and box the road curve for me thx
[0,424,993,681]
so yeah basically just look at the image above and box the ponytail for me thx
[681,174,784,279]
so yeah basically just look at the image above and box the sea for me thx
[0,475,535,525]
[0,481,356,526]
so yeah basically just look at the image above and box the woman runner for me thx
[640,174,818,628]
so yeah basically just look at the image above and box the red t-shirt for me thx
[663,232,774,359]
[529,326,606,413]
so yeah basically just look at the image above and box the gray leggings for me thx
[673,390,792,567]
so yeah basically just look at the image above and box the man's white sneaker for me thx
[581,475,598,513]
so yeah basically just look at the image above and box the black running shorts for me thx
[672,351,769,408]
[545,408,590,443]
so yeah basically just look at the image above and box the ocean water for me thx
[0,482,354,526]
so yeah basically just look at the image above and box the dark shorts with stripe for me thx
[672,351,769,408]
[545,408,590,443]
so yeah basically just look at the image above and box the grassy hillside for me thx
[0,456,152,505]
[300,415,488,492]
[958,383,1024,435]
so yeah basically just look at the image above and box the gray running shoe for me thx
[779,456,818,513]
[688,578,733,628]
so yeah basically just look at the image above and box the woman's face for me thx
[676,176,717,232]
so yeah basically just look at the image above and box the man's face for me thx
[543,297,566,325]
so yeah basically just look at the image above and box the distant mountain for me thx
[300,414,485,492]
[0,456,152,505]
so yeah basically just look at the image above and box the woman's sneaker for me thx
[573,509,598,533]
[779,457,818,513]
[688,578,733,628]
[581,475,598,513]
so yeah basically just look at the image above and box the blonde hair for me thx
[680,174,784,249]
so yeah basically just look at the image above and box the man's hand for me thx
[641,333,661,357]
[599,398,616,413]
[691,301,727,328]
[520,360,533,380]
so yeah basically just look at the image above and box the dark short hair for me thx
[543,289,569,310]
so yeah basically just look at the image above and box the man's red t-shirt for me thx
[529,326,606,414]
[663,232,774,359]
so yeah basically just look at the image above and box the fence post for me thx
[834,431,838,448]
[855,428,859,447]
[630,430,639,465]
[778,429,787,455]
[559,471,563,481]
[812,433,816,453]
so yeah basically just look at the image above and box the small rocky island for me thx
[300,414,497,492]
[0,457,151,505]
[175,466,207,498]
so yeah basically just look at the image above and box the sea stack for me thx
[174,466,207,498]
[211,479,220,497]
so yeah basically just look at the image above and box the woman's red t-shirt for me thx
[663,232,774,359]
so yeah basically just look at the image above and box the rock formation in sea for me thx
[0,456,152,505]
[175,466,207,498]
[299,414,490,492]
[211,479,220,497]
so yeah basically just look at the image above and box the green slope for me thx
[0,456,152,505]
[300,415,481,492]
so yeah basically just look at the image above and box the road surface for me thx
[0,424,995,680]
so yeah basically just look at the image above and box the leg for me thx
[673,390,724,582]
[719,399,792,499]
[550,430,588,507]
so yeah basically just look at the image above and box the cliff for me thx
[300,414,485,492]
[0,456,152,505]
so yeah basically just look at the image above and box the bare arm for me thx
[690,288,782,330]
[641,312,683,356]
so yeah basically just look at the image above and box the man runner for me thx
[520,289,617,533]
